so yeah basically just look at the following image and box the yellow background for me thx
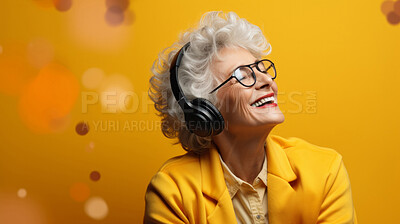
[1,0,399,223]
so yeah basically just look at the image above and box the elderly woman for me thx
[144,12,356,224]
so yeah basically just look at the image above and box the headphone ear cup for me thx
[183,102,211,137]
[190,98,225,136]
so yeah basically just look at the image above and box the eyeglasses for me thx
[209,59,277,94]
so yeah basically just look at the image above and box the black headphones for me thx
[169,42,225,137]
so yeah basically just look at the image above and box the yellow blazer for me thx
[144,135,357,223]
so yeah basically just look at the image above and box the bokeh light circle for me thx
[53,0,72,12]
[106,0,130,11]
[67,0,130,51]
[82,67,105,89]
[18,62,79,133]
[86,141,95,152]
[387,11,400,24]
[394,0,400,15]
[18,64,77,131]
[69,182,91,202]
[76,122,90,135]
[99,74,135,113]
[105,6,125,26]
[17,188,27,198]
[381,1,395,15]
[90,171,101,181]
[84,196,109,220]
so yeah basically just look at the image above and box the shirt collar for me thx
[219,153,268,199]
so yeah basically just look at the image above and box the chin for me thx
[276,113,285,124]
[265,113,285,126]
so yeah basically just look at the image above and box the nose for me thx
[254,70,274,90]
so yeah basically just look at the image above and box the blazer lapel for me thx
[200,148,237,223]
[206,189,236,223]
[200,136,301,223]
[266,135,300,224]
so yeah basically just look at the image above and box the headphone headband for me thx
[169,43,191,109]
[169,42,225,137]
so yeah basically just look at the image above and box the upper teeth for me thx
[251,96,275,107]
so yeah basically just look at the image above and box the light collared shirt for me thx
[219,153,268,224]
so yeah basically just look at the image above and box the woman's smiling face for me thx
[211,46,285,133]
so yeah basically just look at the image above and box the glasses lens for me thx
[258,60,276,79]
[233,67,255,86]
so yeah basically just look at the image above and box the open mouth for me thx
[251,93,276,107]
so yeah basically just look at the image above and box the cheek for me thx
[217,86,252,115]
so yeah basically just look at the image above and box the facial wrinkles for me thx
[218,83,253,122]
[216,72,258,120]
[232,86,250,116]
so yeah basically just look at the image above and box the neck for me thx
[212,126,274,183]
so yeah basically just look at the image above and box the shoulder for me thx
[270,135,343,176]
[270,135,342,162]
[148,151,203,189]
[144,153,203,223]
[157,152,201,176]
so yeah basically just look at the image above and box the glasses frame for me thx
[209,59,277,94]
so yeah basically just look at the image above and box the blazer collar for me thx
[200,134,297,201]
[266,135,300,223]
[200,147,227,201]
[200,147,238,222]
[266,135,297,182]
